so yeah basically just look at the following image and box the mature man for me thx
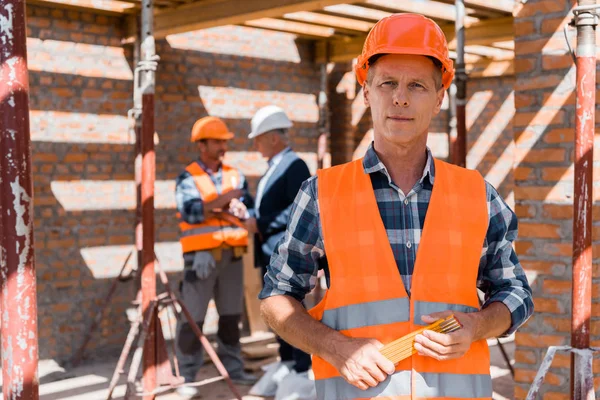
[175,116,257,398]
[259,14,533,399]
[240,105,313,377]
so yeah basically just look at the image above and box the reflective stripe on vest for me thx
[314,371,491,400]
[321,298,410,331]
[310,158,490,400]
[178,162,248,252]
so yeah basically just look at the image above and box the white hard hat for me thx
[248,105,293,139]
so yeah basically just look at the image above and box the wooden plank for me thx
[28,0,135,14]
[245,17,336,37]
[315,16,513,63]
[362,0,479,24]
[323,3,391,21]
[153,0,360,38]
[243,237,270,335]
[283,11,374,32]
[433,0,514,14]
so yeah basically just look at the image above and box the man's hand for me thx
[245,217,258,234]
[413,311,478,361]
[229,198,248,219]
[221,189,244,205]
[326,337,395,391]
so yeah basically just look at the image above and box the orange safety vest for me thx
[309,158,491,400]
[178,162,248,253]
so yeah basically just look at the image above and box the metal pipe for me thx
[0,0,40,398]
[317,62,330,169]
[571,1,596,399]
[452,0,467,168]
[139,0,158,396]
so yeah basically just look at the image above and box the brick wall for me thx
[26,4,321,360]
[513,1,600,398]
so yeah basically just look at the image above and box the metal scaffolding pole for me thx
[526,3,598,400]
[0,0,40,398]
[571,1,596,398]
[452,0,467,167]
[139,0,159,396]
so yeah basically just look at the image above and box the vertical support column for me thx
[452,0,467,168]
[0,0,40,399]
[139,0,158,397]
[317,62,331,169]
[571,2,596,399]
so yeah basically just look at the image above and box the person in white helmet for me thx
[230,105,312,392]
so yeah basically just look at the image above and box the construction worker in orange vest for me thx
[259,14,533,399]
[175,116,257,398]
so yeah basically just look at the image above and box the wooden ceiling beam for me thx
[316,16,513,62]
[283,11,374,32]
[244,17,336,38]
[361,0,479,24]
[153,0,360,38]
[322,3,392,21]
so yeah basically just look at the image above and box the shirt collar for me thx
[362,142,435,185]
[268,147,291,168]
[196,159,221,175]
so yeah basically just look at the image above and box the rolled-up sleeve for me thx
[479,182,534,336]
[259,176,325,302]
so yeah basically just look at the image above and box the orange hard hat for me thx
[190,116,234,142]
[355,13,454,89]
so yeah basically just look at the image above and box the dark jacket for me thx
[252,150,310,268]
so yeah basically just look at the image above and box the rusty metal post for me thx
[452,0,467,167]
[0,0,40,398]
[139,0,159,396]
[571,1,596,399]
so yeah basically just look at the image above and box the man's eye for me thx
[381,81,395,87]
[410,82,425,89]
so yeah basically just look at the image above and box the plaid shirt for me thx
[175,159,253,225]
[259,144,533,335]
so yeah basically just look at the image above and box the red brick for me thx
[541,16,571,35]
[544,128,574,143]
[542,280,571,295]
[516,332,567,348]
[515,385,529,400]
[516,74,564,91]
[542,54,574,71]
[542,204,572,219]
[543,393,570,400]
[514,109,566,128]
[515,368,562,386]
[515,20,536,36]
[514,166,534,181]
[515,1,567,18]
[533,297,563,313]
[516,148,566,163]
[515,57,537,74]
[515,349,537,364]
[515,204,536,218]
[543,90,576,108]
[515,240,534,255]
[515,93,536,108]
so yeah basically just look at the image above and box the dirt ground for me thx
[3,336,515,400]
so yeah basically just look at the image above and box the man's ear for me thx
[433,87,445,115]
[364,83,371,108]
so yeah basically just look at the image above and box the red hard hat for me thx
[355,13,454,89]
[190,116,234,142]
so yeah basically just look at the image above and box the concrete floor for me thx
[2,337,515,400]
